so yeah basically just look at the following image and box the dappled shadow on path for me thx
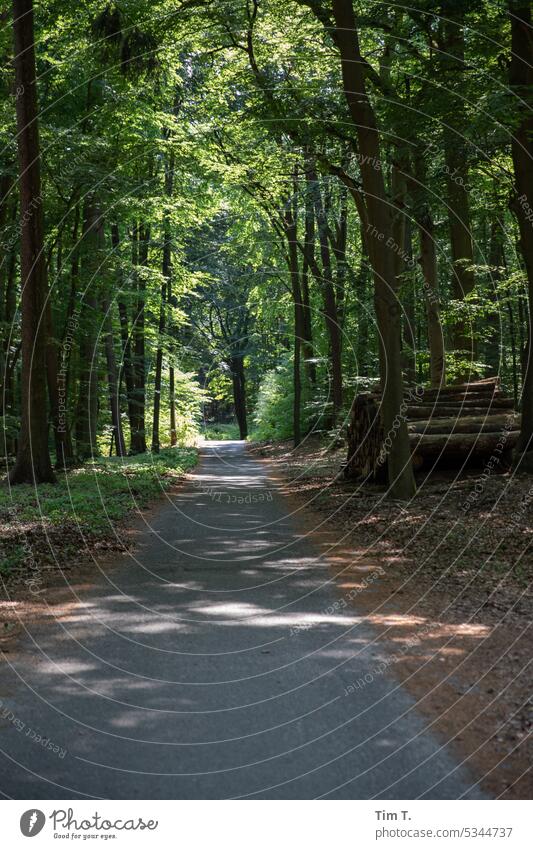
[0,443,486,800]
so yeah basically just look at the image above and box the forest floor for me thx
[248,437,532,799]
[0,447,198,598]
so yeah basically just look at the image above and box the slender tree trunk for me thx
[284,187,304,447]
[517,288,526,378]
[169,366,177,445]
[130,223,148,454]
[2,245,18,456]
[508,301,519,407]
[332,181,348,328]
[103,297,126,457]
[301,185,317,384]
[1,192,17,426]
[412,154,445,387]
[355,229,371,375]
[45,238,74,468]
[0,177,14,396]
[508,2,533,461]
[152,150,175,454]
[53,206,80,468]
[111,223,139,453]
[485,217,506,376]
[151,300,165,453]
[9,0,55,483]
[401,219,417,385]
[440,6,476,370]
[45,298,71,468]
[231,355,247,439]
[331,0,415,498]
[306,163,343,418]
[75,200,101,459]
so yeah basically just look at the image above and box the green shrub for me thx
[0,448,198,574]
[201,423,241,440]
[251,352,313,441]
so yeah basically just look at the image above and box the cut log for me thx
[344,381,518,481]
[408,414,520,435]
[407,390,508,404]
[411,397,514,410]
[410,430,519,461]
[403,402,515,420]
[410,376,500,395]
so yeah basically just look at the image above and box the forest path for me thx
[0,441,486,799]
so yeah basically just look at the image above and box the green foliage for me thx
[201,423,241,441]
[2,0,531,479]
[0,448,198,575]
[251,353,313,442]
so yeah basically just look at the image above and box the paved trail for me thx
[0,442,485,799]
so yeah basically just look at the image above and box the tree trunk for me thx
[152,150,175,454]
[9,0,55,484]
[45,298,73,468]
[402,228,417,386]
[284,187,304,447]
[412,153,445,387]
[0,175,14,401]
[2,242,18,457]
[485,216,506,376]
[332,181,348,328]
[130,223,148,454]
[151,300,165,454]
[231,355,247,439]
[440,6,476,369]
[74,200,101,459]
[111,223,139,454]
[331,0,415,498]
[51,205,80,468]
[169,365,177,445]
[508,2,533,463]
[1,192,17,435]
[103,297,126,457]
[306,163,343,418]
[301,185,316,384]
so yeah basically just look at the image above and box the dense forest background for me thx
[1,0,533,501]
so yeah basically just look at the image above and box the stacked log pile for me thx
[344,377,520,481]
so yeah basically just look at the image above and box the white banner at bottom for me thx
[2,799,530,847]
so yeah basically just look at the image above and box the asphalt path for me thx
[0,441,486,799]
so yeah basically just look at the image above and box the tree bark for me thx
[75,200,101,459]
[45,298,73,468]
[306,163,343,418]
[231,355,247,439]
[284,187,304,447]
[111,223,140,454]
[440,5,476,369]
[330,0,415,498]
[130,222,148,454]
[412,153,445,387]
[9,0,55,484]
[508,2,533,463]
[103,297,126,457]
[53,207,80,467]
[301,182,316,384]
[1,190,17,436]
[401,219,417,386]
[152,149,175,454]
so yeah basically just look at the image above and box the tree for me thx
[9,0,55,484]
[324,0,416,498]
[509,1,533,464]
